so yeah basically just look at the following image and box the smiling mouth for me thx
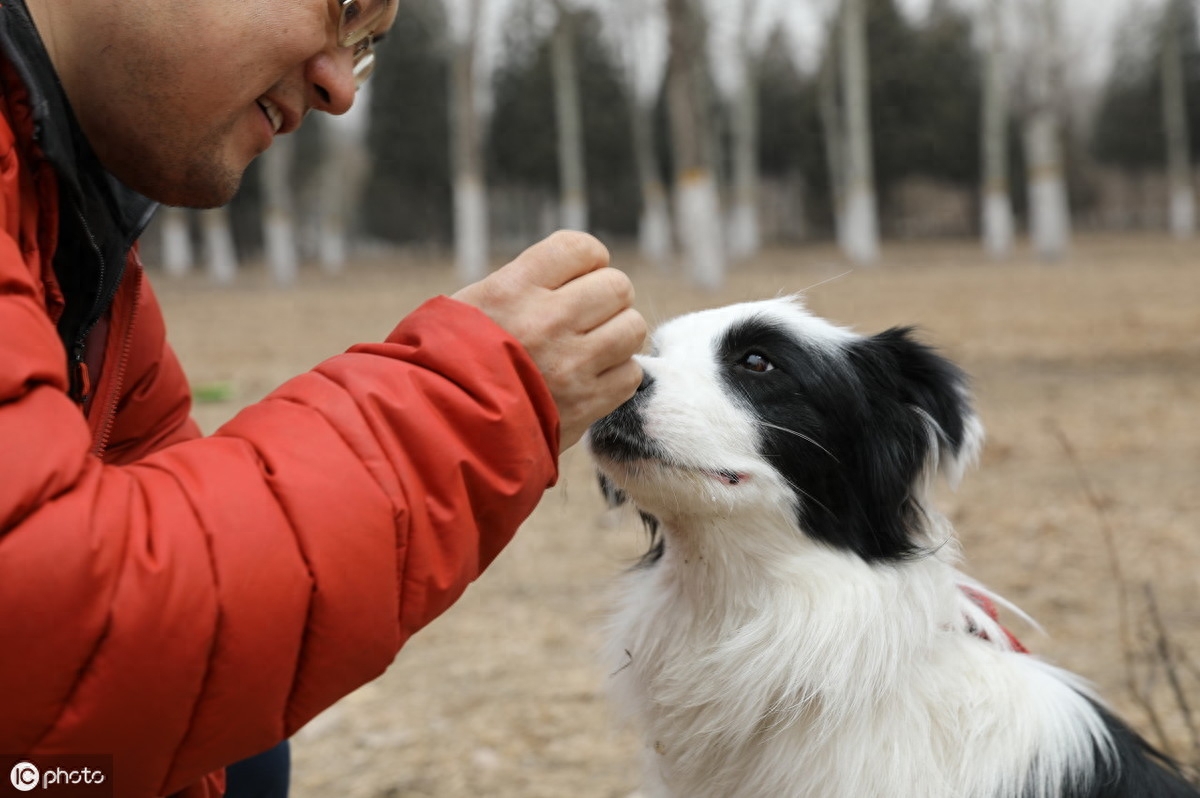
[257,98,284,134]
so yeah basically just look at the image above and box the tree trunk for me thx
[981,0,1015,259]
[1161,0,1195,238]
[161,207,193,278]
[728,12,761,261]
[1023,0,1070,260]
[552,6,588,231]
[449,0,489,284]
[666,0,725,290]
[260,136,299,286]
[317,84,372,273]
[840,0,879,264]
[629,91,672,263]
[818,32,847,251]
[201,208,238,285]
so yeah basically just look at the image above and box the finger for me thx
[557,359,644,453]
[554,267,636,333]
[581,307,648,375]
[510,230,610,291]
[591,358,644,416]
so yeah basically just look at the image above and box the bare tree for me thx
[1019,0,1070,260]
[725,0,764,261]
[448,0,490,283]
[551,1,589,231]
[260,136,299,286]
[202,208,238,285]
[605,0,672,263]
[839,0,879,264]
[981,0,1015,259]
[666,0,725,289]
[817,17,848,252]
[1161,0,1196,238]
[316,84,373,273]
[161,207,194,279]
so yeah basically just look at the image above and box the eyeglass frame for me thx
[334,0,390,89]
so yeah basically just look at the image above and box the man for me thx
[0,0,646,796]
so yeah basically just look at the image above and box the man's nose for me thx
[305,49,358,116]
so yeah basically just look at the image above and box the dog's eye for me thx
[738,352,774,373]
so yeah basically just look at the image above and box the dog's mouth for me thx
[589,409,749,489]
[591,443,749,488]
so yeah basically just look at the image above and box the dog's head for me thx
[588,297,982,562]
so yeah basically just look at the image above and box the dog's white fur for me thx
[591,299,1124,798]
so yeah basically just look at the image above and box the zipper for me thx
[66,197,157,412]
[91,264,141,459]
[67,207,108,405]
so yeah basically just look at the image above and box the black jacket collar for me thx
[0,0,158,358]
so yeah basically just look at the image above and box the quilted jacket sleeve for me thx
[0,227,560,797]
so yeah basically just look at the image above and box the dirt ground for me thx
[155,234,1200,797]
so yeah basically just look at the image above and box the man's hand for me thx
[452,231,647,452]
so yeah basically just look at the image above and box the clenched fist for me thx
[452,231,647,451]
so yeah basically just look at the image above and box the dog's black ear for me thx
[862,327,980,477]
[597,472,628,507]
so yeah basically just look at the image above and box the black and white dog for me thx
[588,297,1197,798]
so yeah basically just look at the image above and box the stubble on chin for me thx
[89,120,248,209]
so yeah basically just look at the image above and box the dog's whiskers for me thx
[760,422,840,462]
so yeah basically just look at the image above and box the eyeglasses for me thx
[334,0,390,89]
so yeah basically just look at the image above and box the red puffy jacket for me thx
[0,11,560,798]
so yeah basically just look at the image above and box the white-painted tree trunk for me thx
[817,38,847,252]
[552,6,588,231]
[629,91,672,263]
[1161,0,1195,238]
[840,0,879,264]
[260,136,298,285]
[1024,111,1070,259]
[666,0,725,288]
[727,0,762,261]
[1022,0,1070,260]
[677,170,725,291]
[981,0,1015,259]
[640,188,674,264]
[454,175,489,283]
[201,208,238,285]
[728,73,761,260]
[317,83,372,273]
[161,206,193,278]
[983,193,1015,258]
[449,0,489,284]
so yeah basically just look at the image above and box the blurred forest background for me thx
[146,0,1200,288]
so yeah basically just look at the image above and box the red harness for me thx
[960,586,1029,654]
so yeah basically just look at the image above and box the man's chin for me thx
[106,154,245,209]
[136,171,243,210]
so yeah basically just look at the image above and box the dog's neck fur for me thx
[606,507,1108,798]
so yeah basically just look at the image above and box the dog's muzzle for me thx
[588,372,662,463]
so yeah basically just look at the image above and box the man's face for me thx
[60,0,394,208]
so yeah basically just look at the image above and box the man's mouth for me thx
[257,98,284,134]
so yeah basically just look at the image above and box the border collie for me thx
[588,297,1197,798]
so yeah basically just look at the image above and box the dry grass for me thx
[156,234,1200,797]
